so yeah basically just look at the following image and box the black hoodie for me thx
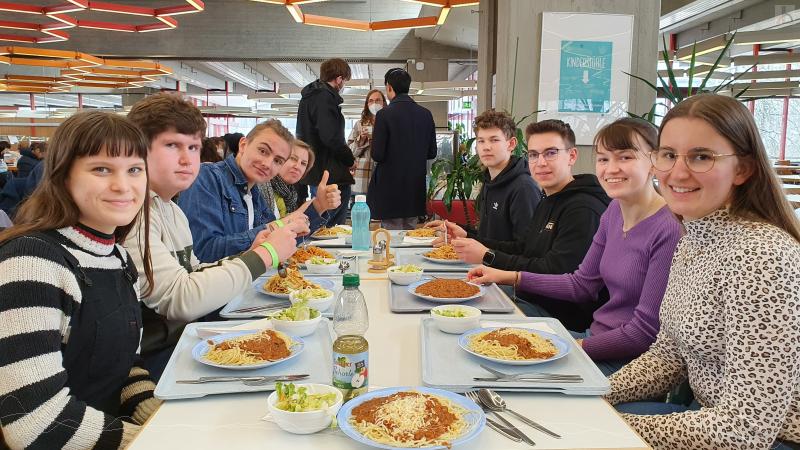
[470,156,542,242]
[478,174,611,331]
[296,80,355,186]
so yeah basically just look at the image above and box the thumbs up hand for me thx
[312,170,342,214]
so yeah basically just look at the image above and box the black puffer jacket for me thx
[479,174,611,331]
[296,80,355,186]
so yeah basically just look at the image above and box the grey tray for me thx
[392,247,475,272]
[312,230,434,248]
[389,274,515,313]
[420,317,610,395]
[154,320,334,400]
[220,274,343,319]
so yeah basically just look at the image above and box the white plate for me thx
[259,277,336,299]
[458,327,571,366]
[192,330,304,370]
[421,254,464,265]
[407,279,485,303]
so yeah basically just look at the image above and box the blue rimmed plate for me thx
[407,279,485,303]
[458,327,570,366]
[192,330,304,370]
[258,277,335,299]
[337,386,485,449]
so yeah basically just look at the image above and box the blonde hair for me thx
[291,140,315,177]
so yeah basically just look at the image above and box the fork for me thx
[465,391,535,447]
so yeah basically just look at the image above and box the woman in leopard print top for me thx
[606,94,800,450]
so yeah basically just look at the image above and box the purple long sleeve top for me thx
[518,200,682,361]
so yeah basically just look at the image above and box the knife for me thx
[176,374,308,384]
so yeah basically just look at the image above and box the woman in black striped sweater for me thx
[0,111,159,449]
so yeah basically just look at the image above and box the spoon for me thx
[478,388,561,439]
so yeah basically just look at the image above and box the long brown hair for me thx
[360,89,386,125]
[659,94,800,243]
[0,111,155,293]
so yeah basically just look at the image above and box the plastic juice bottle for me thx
[332,273,369,401]
[351,195,371,251]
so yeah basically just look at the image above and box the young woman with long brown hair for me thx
[0,111,159,449]
[348,88,387,194]
[606,94,800,450]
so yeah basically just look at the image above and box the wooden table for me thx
[784,184,800,195]
[779,175,800,185]
[773,165,800,175]
[129,263,650,450]
[788,194,800,208]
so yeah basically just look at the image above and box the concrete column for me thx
[407,58,449,128]
[477,0,497,113]
[494,0,660,174]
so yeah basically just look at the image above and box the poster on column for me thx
[538,13,634,145]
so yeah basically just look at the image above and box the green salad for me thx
[390,264,423,273]
[433,308,469,318]
[274,382,338,412]
[308,256,337,265]
[293,288,333,301]
[271,300,320,321]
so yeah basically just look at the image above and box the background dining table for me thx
[128,252,651,450]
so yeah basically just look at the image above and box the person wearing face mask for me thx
[348,89,387,196]
[296,58,355,225]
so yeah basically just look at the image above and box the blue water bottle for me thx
[351,195,371,251]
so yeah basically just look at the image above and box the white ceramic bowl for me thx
[267,383,343,434]
[289,289,335,313]
[387,265,424,285]
[430,304,482,334]
[305,258,340,274]
[270,310,323,337]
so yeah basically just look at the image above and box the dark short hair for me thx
[474,109,516,140]
[127,92,206,144]
[0,141,10,150]
[384,68,411,95]
[593,117,657,155]
[320,58,351,82]
[525,119,576,148]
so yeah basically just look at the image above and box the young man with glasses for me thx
[437,119,611,330]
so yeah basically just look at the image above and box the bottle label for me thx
[332,350,368,401]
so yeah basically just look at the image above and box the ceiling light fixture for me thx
[249,0,464,31]
[0,1,204,44]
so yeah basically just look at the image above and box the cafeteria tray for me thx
[393,247,475,272]
[388,274,515,313]
[313,230,434,248]
[220,274,343,319]
[154,320,334,400]
[420,317,610,395]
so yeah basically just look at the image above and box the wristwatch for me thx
[482,250,496,266]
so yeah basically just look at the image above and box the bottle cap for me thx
[355,194,366,203]
[343,273,360,287]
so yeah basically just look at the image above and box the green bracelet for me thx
[260,242,280,269]
[275,219,285,228]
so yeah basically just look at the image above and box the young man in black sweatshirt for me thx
[440,119,611,331]
[430,110,541,242]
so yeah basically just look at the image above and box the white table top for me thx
[129,263,649,450]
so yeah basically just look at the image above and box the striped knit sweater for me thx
[0,226,160,450]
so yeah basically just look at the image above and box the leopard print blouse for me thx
[606,209,800,450]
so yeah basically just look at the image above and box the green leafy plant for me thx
[626,32,756,123]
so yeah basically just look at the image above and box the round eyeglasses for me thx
[527,148,564,161]
[650,148,737,173]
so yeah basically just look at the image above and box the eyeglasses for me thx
[650,148,737,173]
[527,148,565,161]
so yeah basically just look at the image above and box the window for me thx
[753,99,784,159]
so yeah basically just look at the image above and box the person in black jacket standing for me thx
[296,58,355,225]
[439,120,611,331]
[367,68,437,229]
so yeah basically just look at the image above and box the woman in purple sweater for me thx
[468,118,682,375]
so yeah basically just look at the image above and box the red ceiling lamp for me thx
[0,45,172,92]
[0,1,204,44]
[247,0,465,31]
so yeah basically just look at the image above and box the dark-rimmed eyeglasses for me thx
[527,147,565,161]
[650,148,737,173]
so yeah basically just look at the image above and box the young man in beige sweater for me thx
[124,93,309,378]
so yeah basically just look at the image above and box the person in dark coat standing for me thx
[296,58,355,225]
[16,142,45,178]
[367,68,437,229]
